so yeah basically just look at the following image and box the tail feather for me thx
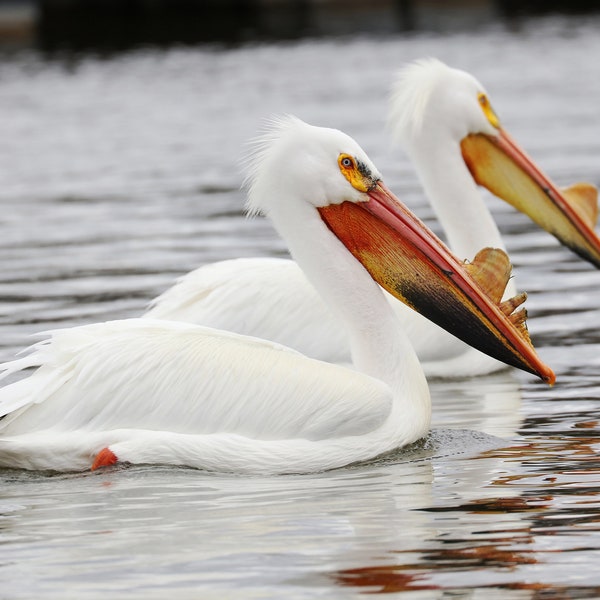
[0,339,63,421]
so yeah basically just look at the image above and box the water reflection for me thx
[332,435,600,595]
[430,370,523,439]
[328,405,600,595]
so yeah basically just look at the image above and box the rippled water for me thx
[1,15,600,598]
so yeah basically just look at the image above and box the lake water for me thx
[1,14,600,599]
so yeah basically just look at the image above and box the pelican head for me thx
[390,58,600,268]
[246,115,380,216]
[245,116,553,383]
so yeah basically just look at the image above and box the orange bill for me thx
[462,129,600,268]
[319,181,555,384]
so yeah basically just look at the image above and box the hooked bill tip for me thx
[543,369,556,386]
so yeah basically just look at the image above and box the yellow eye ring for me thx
[338,153,371,193]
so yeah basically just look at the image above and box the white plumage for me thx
[0,319,397,472]
[145,257,350,364]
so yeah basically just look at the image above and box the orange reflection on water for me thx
[332,536,541,593]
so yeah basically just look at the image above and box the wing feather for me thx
[143,257,350,363]
[0,319,391,440]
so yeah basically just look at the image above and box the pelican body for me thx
[0,117,551,473]
[145,59,599,378]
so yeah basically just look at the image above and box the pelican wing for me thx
[0,319,391,441]
[145,257,297,320]
[144,257,349,362]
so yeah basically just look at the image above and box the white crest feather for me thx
[388,57,452,143]
[242,114,307,217]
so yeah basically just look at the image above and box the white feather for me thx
[0,319,390,440]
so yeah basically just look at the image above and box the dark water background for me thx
[1,14,600,598]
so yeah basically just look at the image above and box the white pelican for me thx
[144,59,599,378]
[0,117,553,473]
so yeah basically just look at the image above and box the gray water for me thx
[1,15,600,599]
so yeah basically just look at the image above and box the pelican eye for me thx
[477,92,501,129]
[338,153,372,193]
